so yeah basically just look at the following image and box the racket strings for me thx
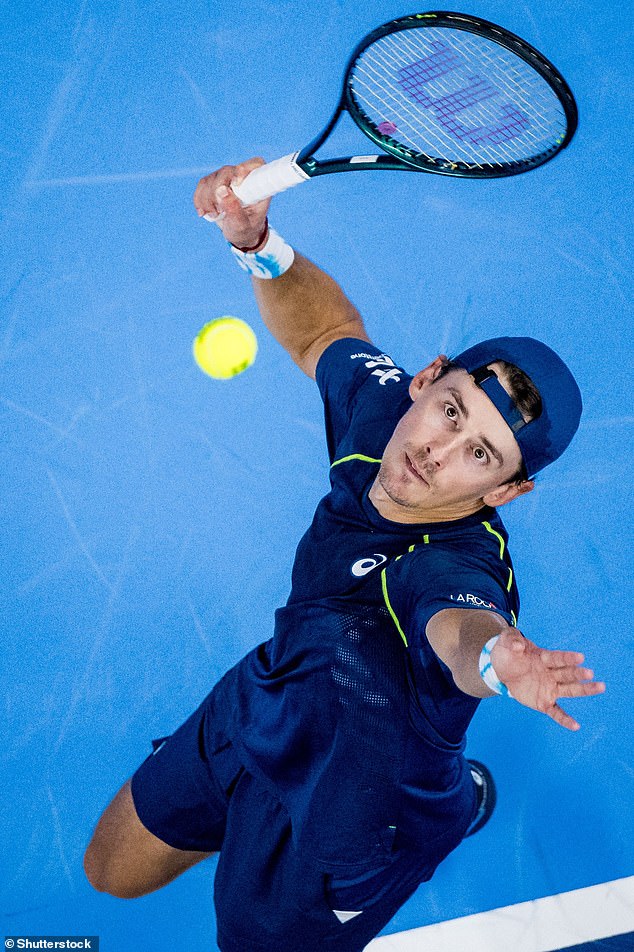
[350,27,568,169]
[354,54,488,167]
[355,33,528,167]
[368,29,564,156]
[353,50,518,167]
[395,29,559,133]
[366,31,565,163]
[363,31,561,164]
[437,33,565,139]
[393,56,523,161]
[354,53,503,168]
[396,31,543,149]
[395,31,559,159]
[353,65,456,163]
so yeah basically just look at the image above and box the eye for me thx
[473,446,489,463]
[444,404,458,420]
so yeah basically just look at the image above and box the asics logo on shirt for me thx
[351,554,388,577]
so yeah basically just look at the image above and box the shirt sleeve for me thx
[385,543,518,652]
[315,338,409,463]
[380,542,518,738]
[382,543,519,728]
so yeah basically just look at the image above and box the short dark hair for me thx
[496,360,543,424]
[436,358,542,484]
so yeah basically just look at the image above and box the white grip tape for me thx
[231,153,310,206]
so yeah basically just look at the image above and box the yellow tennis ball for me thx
[193,317,258,380]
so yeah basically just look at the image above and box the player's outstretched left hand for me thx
[490,629,605,731]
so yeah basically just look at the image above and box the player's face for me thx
[369,359,533,523]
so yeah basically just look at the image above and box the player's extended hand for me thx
[490,629,605,731]
[193,159,271,251]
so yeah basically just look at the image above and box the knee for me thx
[83,843,142,899]
[84,843,135,899]
[84,779,210,899]
[82,844,110,895]
[83,780,152,899]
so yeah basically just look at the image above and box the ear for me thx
[409,354,448,400]
[482,479,535,509]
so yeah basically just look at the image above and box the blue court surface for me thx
[2,0,633,949]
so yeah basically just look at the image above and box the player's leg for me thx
[212,755,498,950]
[213,765,435,952]
[84,692,240,901]
[84,779,213,899]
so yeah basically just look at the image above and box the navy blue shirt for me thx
[215,339,519,873]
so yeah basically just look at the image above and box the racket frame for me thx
[296,10,578,180]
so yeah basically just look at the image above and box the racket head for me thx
[341,11,578,178]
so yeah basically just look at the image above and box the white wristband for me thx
[230,227,295,279]
[478,635,512,697]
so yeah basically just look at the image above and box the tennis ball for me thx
[193,317,258,380]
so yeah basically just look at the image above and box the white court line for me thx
[583,416,634,427]
[368,876,634,951]
[24,167,212,187]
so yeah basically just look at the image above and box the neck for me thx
[367,475,485,525]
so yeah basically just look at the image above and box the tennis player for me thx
[84,159,605,952]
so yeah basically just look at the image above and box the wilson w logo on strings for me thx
[397,39,531,146]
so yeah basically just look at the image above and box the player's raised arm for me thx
[426,609,605,731]
[193,159,371,379]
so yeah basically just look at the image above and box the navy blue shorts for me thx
[131,693,457,952]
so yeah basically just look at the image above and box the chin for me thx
[379,475,425,509]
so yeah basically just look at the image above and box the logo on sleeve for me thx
[450,593,497,609]
[351,554,388,577]
[351,353,403,385]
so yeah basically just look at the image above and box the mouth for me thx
[405,453,429,486]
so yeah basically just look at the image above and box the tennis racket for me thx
[226,10,577,207]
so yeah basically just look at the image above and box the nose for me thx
[424,436,459,469]
[426,445,442,468]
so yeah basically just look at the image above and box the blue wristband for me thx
[230,227,294,279]
[478,635,513,697]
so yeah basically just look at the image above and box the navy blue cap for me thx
[452,337,582,477]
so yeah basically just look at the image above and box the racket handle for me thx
[231,152,310,206]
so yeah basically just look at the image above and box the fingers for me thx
[192,157,266,218]
[232,156,266,181]
[193,158,271,250]
[549,704,581,732]
[498,632,605,732]
[543,653,606,697]
[556,680,606,699]
[555,666,595,686]
[193,165,236,219]
[214,183,244,219]
[548,678,605,732]
[540,649,585,668]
